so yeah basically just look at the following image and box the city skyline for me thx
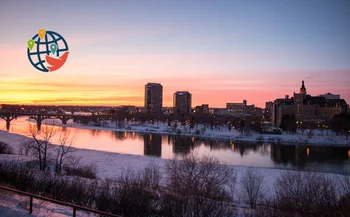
[1,0,350,107]
[1,80,348,110]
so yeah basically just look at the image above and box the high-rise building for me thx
[264,101,274,121]
[145,83,163,114]
[173,91,192,115]
[294,80,307,121]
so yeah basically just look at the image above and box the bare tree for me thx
[240,167,266,209]
[141,160,162,190]
[338,173,350,196]
[337,173,350,216]
[0,141,13,154]
[94,162,162,217]
[274,171,338,217]
[162,154,236,217]
[55,127,77,175]
[24,123,56,171]
[18,140,33,156]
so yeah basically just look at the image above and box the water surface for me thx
[1,117,350,174]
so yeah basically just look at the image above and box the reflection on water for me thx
[1,117,350,173]
[173,136,195,156]
[144,134,161,157]
[271,145,350,172]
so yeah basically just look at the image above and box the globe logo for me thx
[27,29,69,72]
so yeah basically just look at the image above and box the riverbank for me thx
[33,119,350,146]
[0,130,349,180]
[1,129,349,216]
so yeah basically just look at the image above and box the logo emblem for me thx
[27,29,69,72]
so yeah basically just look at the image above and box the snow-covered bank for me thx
[0,130,347,184]
[0,130,165,179]
[35,118,350,146]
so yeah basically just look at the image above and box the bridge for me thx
[0,111,93,131]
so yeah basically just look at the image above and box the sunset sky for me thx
[0,0,349,108]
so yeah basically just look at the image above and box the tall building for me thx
[271,80,348,127]
[144,83,163,114]
[173,91,192,115]
[294,80,307,121]
[264,101,274,122]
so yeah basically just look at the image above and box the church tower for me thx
[294,80,307,121]
[300,80,306,95]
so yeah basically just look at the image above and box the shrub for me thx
[63,163,97,179]
[95,162,162,217]
[17,140,33,156]
[0,161,36,192]
[161,155,236,217]
[0,141,13,154]
[113,170,160,216]
[240,167,266,209]
[337,173,350,215]
[272,171,339,217]
[0,160,97,208]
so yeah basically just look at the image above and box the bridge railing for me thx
[0,185,121,217]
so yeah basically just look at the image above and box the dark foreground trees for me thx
[94,156,237,217]
[55,127,77,175]
[254,171,349,217]
[22,123,79,174]
[94,162,162,217]
[0,141,13,154]
[240,167,266,209]
[2,153,350,217]
[0,155,237,217]
[162,155,237,217]
[24,123,56,171]
[274,171,338,216]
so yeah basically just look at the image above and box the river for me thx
[1,116,350,174]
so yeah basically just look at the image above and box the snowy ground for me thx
[0,130,349,216]
[0,130,346,188]
[0,189,96,217]
[33,118,350,146]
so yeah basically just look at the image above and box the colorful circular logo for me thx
[27,29,69,72]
